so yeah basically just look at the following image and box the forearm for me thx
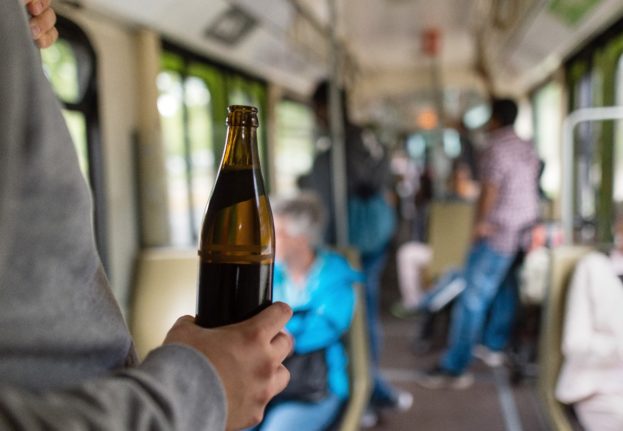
[0,345,226,431]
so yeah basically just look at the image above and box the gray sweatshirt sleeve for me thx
[0,2,227,430]
[0,345,227,431]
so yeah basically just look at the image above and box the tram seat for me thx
[412,200,474,352]
[130,247,371,431]
[130,248,198,359]
[538,245,591,431]
[425,199,475,282]
[332,247,372,431]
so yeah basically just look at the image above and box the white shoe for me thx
[414,366,475,390]
[395,389,414,412]
[473,345,506,367]
[360,407,379,428]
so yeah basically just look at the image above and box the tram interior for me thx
[34,0,623,429]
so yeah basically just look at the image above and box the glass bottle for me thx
[196,105,274,328]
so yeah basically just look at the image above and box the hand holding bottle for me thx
[164,302,293,430]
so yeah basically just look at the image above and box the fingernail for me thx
[32,2,43,14]
[30,24,40,38]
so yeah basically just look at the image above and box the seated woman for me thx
[254,192,360,431]
[556,245,623,431]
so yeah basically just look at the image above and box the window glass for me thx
[533,82,563,199]
[41,39,80,103]
[62,109,88,176]
[158,70,192,246]
[573,71,598,241]
[274,100,314,193]
[185,77,214,237]
[159,47,267,246]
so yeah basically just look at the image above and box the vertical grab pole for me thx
[328,0,349,248]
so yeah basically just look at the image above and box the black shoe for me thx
[414,366,474,390]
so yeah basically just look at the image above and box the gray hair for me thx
[271,192,327,247]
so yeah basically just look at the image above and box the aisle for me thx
[364,248,549,430]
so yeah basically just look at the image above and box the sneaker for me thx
[414,366,475,390]
[370,388,414,412]
[390,302,419,319]
[360,407,379,428]
[473,345,506,367]
[394,389,414,411]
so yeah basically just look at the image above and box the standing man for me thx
[416,98,540,388]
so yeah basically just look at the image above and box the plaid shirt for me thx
[480,127,540,254]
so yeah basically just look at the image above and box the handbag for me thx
[278,348,328,403]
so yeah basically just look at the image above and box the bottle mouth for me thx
[227,105,259,127]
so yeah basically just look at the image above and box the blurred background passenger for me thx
[252,193,359,431]
[298,80,411,423]
[415,98,540,389]
[556,214,623,431]
[392,158,479,319]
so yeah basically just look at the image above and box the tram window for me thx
[533,82,563,199]
[443,129,461,158]
[573,70,600,231]
[274,100,314,193]
[158,70,194,246]
[41,39,80,103]
[406,133,427,163]
[462,103,491,130]
[159,45,268,246]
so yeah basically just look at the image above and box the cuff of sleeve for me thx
[135,344,227,431]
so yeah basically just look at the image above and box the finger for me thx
[272,364,291,395]
[248,302,292,337]
[173,315,196,327]
[27,0,50,16]
[30,7,56,40]
[270,331,293,361]
[35,27,58,49]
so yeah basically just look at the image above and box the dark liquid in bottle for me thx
[196,261,273,328]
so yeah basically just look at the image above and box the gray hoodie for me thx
[0,1,226,429]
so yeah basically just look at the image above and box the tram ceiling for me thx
[73,0,623,127]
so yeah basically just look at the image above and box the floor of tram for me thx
[368,243,550,431]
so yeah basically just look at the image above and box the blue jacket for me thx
[274,250,361,399]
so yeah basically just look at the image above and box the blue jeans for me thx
[361,248,388,366]
[361,247,400,403]
[361,247,406,404]
[441,241,516,374]
[251,393,343,431]
[482,259,520,351]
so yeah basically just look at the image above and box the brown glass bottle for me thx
[196,105,274,328]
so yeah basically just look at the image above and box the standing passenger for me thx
[415,98,540,388]
[299,80,412,425]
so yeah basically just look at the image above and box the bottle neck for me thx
[221,125,260,169]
